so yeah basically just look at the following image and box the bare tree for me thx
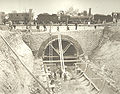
[65,7,79,16]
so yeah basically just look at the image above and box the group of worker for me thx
[45,66,72,93]
[43,58,91,94]
[35,22,79,31]
[8,20,97,32]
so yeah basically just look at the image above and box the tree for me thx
[65,7,79,16]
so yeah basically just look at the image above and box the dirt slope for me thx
[0,30,34,94]
[91,25,120,93]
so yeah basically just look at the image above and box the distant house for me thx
[8,9,33,24]
[94,14,113,23]
[60,15,92,24]
[37,13,58,24]
[69,16,91,24]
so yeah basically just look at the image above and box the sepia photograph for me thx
[0,0,120,94]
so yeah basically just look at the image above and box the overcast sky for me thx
[0,0,120,17]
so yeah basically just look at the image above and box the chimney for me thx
[89,8,91,16]
[29,9,32,14]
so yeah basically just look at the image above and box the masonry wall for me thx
[22,29,103,58]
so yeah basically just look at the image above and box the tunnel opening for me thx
[42,38,83,66]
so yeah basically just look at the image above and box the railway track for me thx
[44,64,100,94]
[77,71,100,94]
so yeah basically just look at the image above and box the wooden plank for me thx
[43,59,82,63]
[63,43,72,54]
[49,44,60,55]
[43,55,78,59]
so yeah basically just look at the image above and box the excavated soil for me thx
[0,30,34,94]
[91,25,120,92]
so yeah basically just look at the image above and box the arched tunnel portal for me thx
[38,35,84,65]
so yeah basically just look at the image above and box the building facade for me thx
[8,9,33,24]
[94,14,113,23]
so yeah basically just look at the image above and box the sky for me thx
[0,0,120,18]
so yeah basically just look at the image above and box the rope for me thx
[48,22,53,63]
[58,31,65,73]
[0,35,51,94]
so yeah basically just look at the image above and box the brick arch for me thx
[37,35,83,58]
